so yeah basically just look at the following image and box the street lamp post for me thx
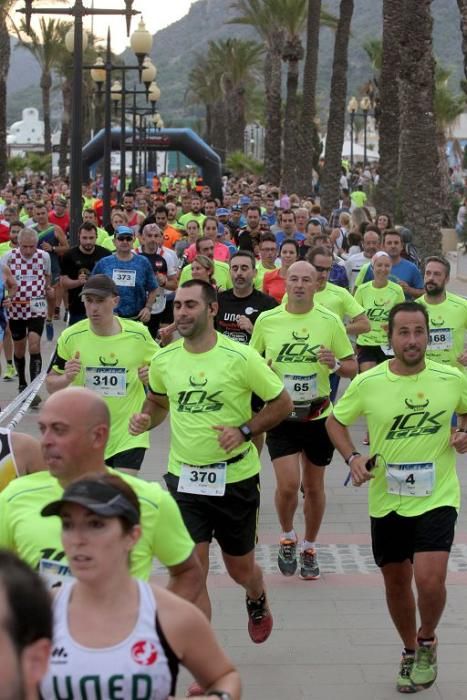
[360,96,371,167]
[18,1,141,245]
[347,96,358,167]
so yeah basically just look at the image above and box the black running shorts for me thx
[266,417,334,466]
[164,472,260,557]
[370,505,457,568]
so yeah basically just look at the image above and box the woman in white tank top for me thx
[39,474,241,700]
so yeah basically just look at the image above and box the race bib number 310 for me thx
[178,463,227,496]
[85,367,126,396]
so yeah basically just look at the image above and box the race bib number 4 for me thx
[85,367,126,396]
[386,462,434,497]
[30,297,46,314]
[283,373,317,420]
[178,463,227,496]
[429,328,453,351]
[112,269,136,287]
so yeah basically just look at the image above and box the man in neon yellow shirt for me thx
[251,261,357,581]
[178,195,206,229]
[129,279,291,645]
[0,387,202,599]
[327,302,467,693]
[417,255,467,372]
[46,275,158,475]
[179,238,232,291]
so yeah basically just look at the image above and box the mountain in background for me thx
[7,0,464,129]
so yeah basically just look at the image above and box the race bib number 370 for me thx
[178,463,227,496]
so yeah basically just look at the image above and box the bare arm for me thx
[3,265,17,298]
[53,225,69,254]
[60,274,86,290]
[165,550,203,603]
[153,585,241,700]
[11,432,46,476]
[129,391,170,435]
[325,414,373,486]
[347,312,370,336]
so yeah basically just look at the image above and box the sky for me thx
[13,1,194,53]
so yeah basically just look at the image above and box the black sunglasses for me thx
[313,265,332,273]
[116,235,134,242]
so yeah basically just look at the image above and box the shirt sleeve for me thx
[332,375,365,426]
[0,494,14,550]
[250,317,265,355]
[91,258,104,275]
[455,372,467,415]
[150,489,195,566]
[410,265,424,289]
[331,316,355,359]
[42,251,51,275]
[343,289,365,319]
[148,352,168,395]
[245,346,284,401]
[51,333,71,374]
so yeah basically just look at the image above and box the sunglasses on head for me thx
[116,235,133,242]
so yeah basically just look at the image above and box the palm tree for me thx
[457,1,467,83]
[17,18,66,160]
[280,0,307,194]
[0,0,16,186]
[208,39,263,155]
[320,0,354,218]
[186,57,227,160]
[229,0,285,184]
[434,65,466,223]
[399,0,442,256]
[374,0,402,217]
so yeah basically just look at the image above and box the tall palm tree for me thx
[208,38,263,155]
[17,18,65,159]
[457,1,467,84]
[280,0,307,194]
[0,0,16,186]
[186,57,227,160]
[320,0,354,218]
[375,0,402,217]
[229,0,285,184]
[399,0,442,255]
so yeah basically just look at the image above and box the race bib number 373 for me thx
[112,269,136,287]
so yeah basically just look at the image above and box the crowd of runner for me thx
[1,171,467,698]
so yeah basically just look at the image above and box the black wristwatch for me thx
[207,693,232,700]
[238,424,252,441]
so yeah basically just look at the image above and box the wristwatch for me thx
[345,450,361,465]
[238,424,252,441]
[207,692,232,700]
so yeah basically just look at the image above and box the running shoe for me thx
[410,638,437,689]
[46,320,54,341]
[186,682,204,697]
[30,394,42,409]
[277,537,298,576]
[299,548,320,580]
[397,653,416,693]
[246,591,273,643]
[3,364,16,381]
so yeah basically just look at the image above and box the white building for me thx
[7,108,45,150]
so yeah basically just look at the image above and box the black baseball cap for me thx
[80,274,118,298]
[41,479,140,525]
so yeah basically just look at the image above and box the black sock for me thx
[30,353,42,381]
[403,647,415,656]
[417,636,435,645]
[14,355,26,387]
[6,360,12,366]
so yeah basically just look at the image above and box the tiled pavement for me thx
[3,268,467,699]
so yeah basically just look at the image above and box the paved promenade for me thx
[3,259,467,699]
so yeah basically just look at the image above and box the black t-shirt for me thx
[140,251,168,276]
[216,289,278,344]
[60,245,111,315]
[237,228,261,252]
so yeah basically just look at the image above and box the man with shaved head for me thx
[251,261,357,580]
[0,387,203,602]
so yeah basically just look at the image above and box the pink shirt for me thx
[185,241,230,263]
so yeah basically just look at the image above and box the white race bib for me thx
[386,461,434,497]
[112,269,136,287]
[429,328,453,351]
[284,373,318,420]
[39,559,73,589]
[178,463,227,496]
[380,344,394,357]
[30,297,46,314]
[85,367,126,396]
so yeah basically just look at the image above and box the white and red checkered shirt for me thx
[5,248,50,320]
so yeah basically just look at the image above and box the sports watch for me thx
[238,424,253,441]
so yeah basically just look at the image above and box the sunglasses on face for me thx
[314,265,332,273]
[116,235,134,242]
